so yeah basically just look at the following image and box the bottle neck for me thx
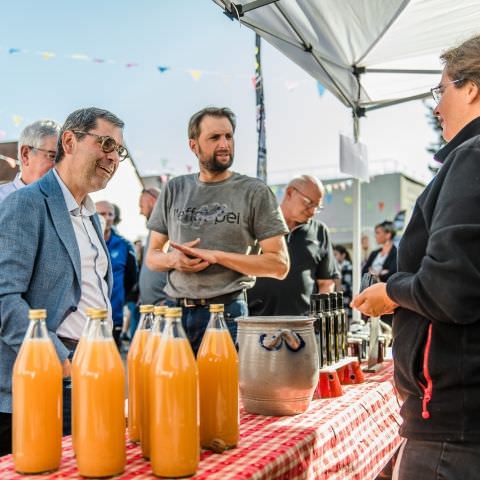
[151,314,166,335]
[207,311,227,330]
[163,317,188,339]
[86,318,113,340]
[25,319,49,340]
[138,312,154,330]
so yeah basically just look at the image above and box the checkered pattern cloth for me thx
[0,362,401,479]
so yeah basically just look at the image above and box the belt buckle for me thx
[183,298,196,308]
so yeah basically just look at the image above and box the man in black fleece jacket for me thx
[352,34,480,479]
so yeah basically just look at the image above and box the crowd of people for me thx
[1,32,480,479]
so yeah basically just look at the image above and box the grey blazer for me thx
[0,169,113,412]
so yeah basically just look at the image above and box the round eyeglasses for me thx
[72,130,128,161]
[430,79,464,104]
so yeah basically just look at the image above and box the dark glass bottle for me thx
[329,292,340,363]
[336,291,347,359]
[319,293,334,365]
[310,294,327,368]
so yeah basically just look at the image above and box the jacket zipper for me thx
[417,323,433,419]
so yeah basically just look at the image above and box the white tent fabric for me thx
[214,0,480,112]
[213,0,480,302]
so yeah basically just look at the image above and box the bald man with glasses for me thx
[0,119,61,202]
[248,174,339,316]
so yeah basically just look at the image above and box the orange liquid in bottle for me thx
[197,328,239,448]
[13,338,62,474]
[127,329,150,443]
[71,335,87,455]
[73,339,125,477]
[150,336,199,478]
[139,332,162,458]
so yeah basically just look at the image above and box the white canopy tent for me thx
[213,0,480,298]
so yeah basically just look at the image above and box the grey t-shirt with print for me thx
[147,172,288,299]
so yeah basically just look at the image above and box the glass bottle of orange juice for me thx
[197,303,239,450]
[150,307,199,478]
[139,304,166,459]
[72,308,125,478]
[12,309,62,474]
[71,307,96,454]
[127,304,154,443]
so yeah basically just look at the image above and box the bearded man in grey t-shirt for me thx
[146,106,289,352]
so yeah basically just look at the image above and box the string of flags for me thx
[1,45,325,95]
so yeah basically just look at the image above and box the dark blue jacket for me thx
[106,230,137,326]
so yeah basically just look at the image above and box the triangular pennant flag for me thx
[317,82,325,96]
[12,115,23,127]
[93,58,105,63]
[285,81,300,91]
[125,63,139,68]
[186,165,193,173]
[0,130,6,139]
[188,70,203,81]
[8,48,21,54]
[251,76,256,89]
[70,53,89,61]
[157,66,170,73]
[41,51,55,60]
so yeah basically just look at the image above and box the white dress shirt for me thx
[53,169,112,340]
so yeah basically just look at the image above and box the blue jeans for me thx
[167,298,248,355]
[394,438,480,480]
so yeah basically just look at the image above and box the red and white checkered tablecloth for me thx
[0,362,401,480]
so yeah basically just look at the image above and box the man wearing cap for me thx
[0,107,127,454]
[146,107,289,353]
[0,119,61,202]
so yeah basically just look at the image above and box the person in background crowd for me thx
[0,120,61,202]
[146,106,289,353]
[361,221,397,325]
[352,34,480,479]
[0,107,126,454]
[122,239,143,340]
[361,233,371,269]
[248,175,338,316]
[138,187,168,318]
[333,245,353,323]
[95,200,137,350]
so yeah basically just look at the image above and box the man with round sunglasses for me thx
[0,107,125,454]
[0,119,61,202]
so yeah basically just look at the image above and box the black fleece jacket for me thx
[387,116,480,441]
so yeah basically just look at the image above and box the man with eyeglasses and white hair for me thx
[248,174,338,316]
[0,119,61,202]
[0,107,127,454]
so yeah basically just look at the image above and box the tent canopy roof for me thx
[214,0,480,112]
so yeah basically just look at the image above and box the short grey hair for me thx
[18,119,61,160]
[56,107,125,163]
[188,107,236,140]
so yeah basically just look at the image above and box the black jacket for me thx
[387,116,480,441]
[362,245,397,282]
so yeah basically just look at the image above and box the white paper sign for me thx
[339,134,369,181]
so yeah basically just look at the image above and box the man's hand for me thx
[63,358,72,378]
[169,238,211,272]
[170,239,218,266]
[350,282,399,317]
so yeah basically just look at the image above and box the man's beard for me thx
[199,150,234,173]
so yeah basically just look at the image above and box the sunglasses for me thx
[72,130,128,161]
[292,186,324,211]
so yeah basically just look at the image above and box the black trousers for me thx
[0,412,12,456]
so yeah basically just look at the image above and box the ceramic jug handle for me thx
[281,329,305,352]
[259,333,283,350]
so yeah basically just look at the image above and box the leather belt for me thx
[58,335,79,351]
[177,290,245,308]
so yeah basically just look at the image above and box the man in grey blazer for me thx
[0,107,128,455]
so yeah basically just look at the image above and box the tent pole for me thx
[352,116,362,322]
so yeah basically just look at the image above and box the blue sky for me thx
[0,0,438,239]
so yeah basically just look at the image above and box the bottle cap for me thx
[153,305,167,316]
[209,303,224,313]
[165,307,182,318]
[85,308,108,319]
[29,309,47,320]
[139,304,155,314]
